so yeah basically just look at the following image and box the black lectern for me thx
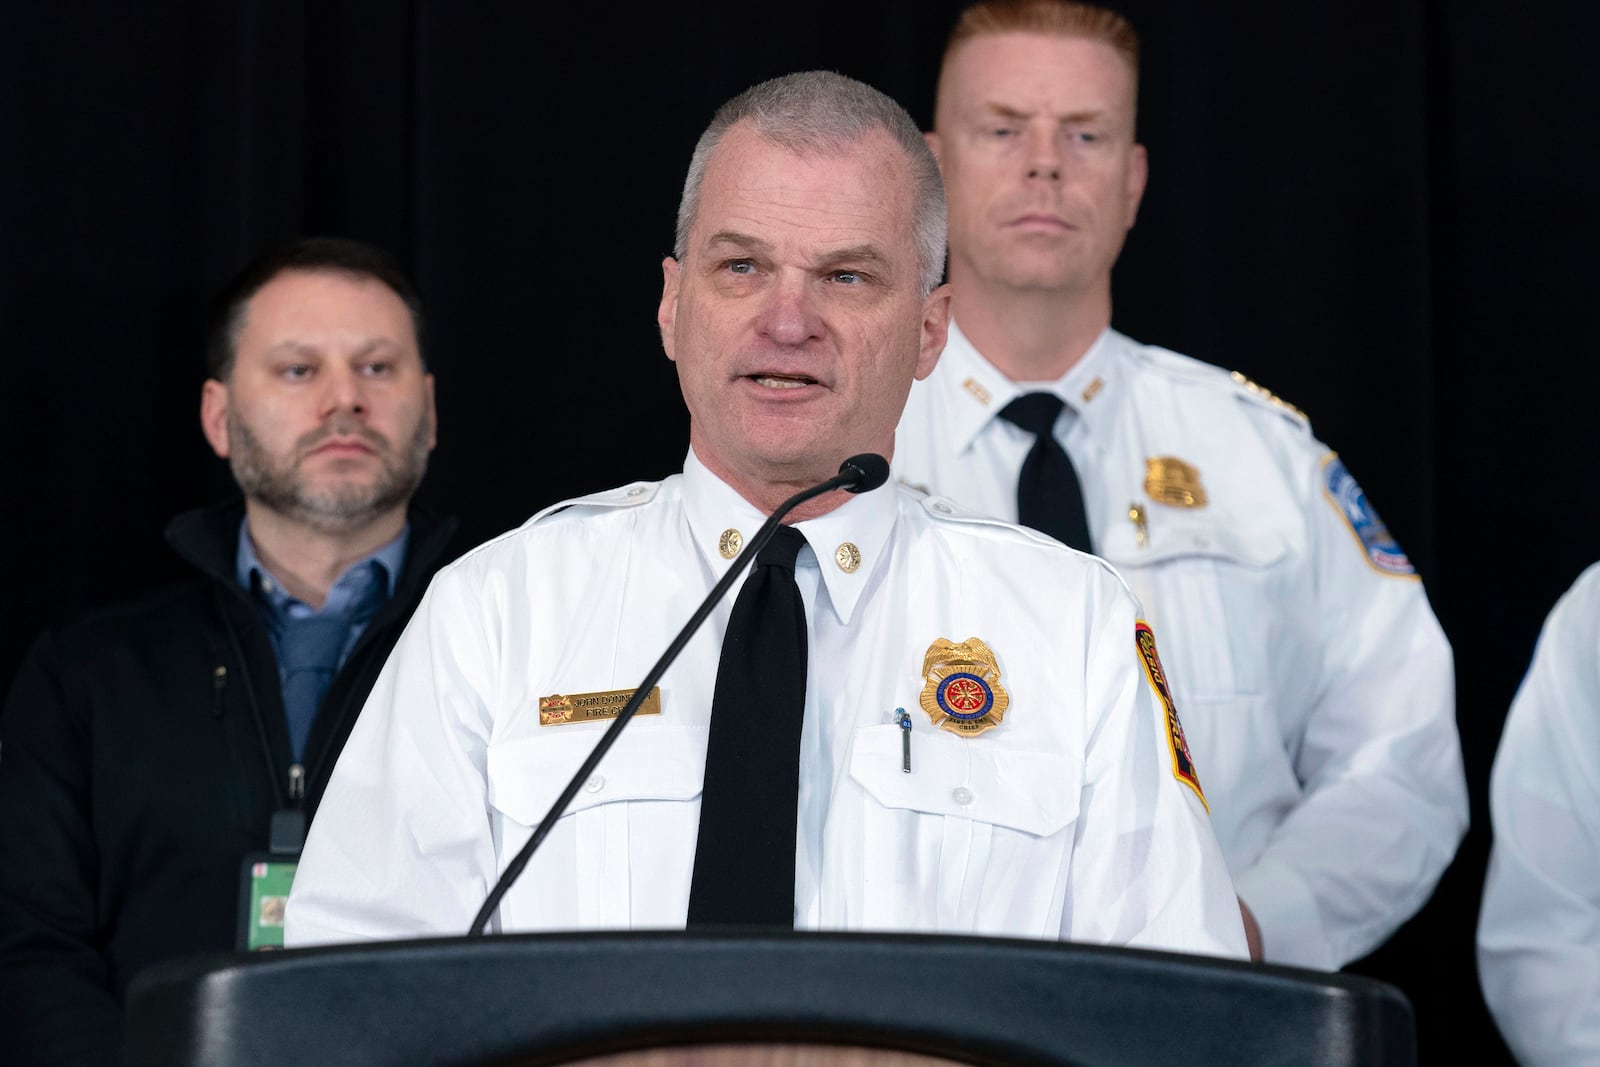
[125,931,1414,1066]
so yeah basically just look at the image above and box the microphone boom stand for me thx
[467,456,886,936]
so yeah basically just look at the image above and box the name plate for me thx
[539,686,662,726]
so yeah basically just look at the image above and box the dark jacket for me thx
[0,500,459,1066]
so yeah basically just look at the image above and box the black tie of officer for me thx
[687,524,809,927]
[998,392,1094,552]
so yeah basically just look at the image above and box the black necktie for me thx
[998,392,1094,552]
[687,524,808,927]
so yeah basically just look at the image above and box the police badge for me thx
[919,637,1010,737]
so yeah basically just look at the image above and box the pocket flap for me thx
[1100,513,1288,568]
[848,724,1078,837]
[487,723,708,826]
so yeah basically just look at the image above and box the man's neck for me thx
[948,274,1111,383]
[243,503,407,610]
[691,442,867,524]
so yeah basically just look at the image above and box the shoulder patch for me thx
[1229,370,1308,422]
[1134,621,1207,812]
[1319,454,1415,577]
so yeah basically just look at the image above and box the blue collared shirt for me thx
[235,519,410,687]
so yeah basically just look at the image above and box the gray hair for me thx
[673,70,947,297]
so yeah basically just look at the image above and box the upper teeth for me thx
[755,376,807,389]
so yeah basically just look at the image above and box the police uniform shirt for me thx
[893,321,1468,969]
[1477,561,1600,1067]
[285,449,1248,959]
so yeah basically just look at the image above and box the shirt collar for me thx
[680,447,898,627]
[235,517,409,619]
[936,319,1128,450]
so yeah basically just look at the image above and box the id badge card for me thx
[237,852,299,951]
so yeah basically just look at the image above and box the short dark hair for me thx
[203,236,425,381]
[675,70,947,298]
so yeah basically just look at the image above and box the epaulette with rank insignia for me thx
[1228,370,1307,422]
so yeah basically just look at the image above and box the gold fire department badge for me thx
[918,637,1009,737]
[1143,456,1208,508]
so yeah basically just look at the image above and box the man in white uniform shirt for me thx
[894,0,1467,967]
[1477,562,1600,1066]
[287,70,1247,958]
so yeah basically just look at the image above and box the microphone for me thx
[837,453,889,494]
[467,454,890,936]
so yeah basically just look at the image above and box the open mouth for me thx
[749,373,817,390]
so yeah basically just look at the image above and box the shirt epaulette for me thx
[522,481,661,528]
[918,493,1082,549]
[1130,344,1311,429]
[1227,370,1309,424]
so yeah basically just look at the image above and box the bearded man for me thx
[0,237,459,1066]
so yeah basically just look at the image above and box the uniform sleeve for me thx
[0,632,124,1066]
[286,558,507,945]
[1063,575,1250,960]
[1477,564,1600,1066]
[1230,450,1468,968]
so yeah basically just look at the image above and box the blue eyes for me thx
[720,262,867,286]
[989,128,1101,144]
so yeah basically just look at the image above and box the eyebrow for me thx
[983,102,1109,125]
[703,230,772,257]
[816,245,890,272]
[261,338,399,360]
[704,232,891,272]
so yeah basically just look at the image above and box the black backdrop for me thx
[4,3,1597,1061]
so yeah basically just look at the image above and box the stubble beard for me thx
[228,411,432,535]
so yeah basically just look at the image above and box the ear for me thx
[657,256,682,362]
[914,283,952,381]
[1124,143,1149,228]
[200,379,231,458]
[422,373,438,450]
[923,130,943,171]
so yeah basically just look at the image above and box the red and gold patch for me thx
[1134,621,1207,811]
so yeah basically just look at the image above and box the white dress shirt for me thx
[286,449,1247,959]
[894,322,1468,968]
[1478,562,1600,1066]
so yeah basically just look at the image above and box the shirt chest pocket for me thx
[1100,518,1290,700]
[843,725,1080,938]
[485,724,707,930]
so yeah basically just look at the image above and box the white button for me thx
[627,486,645,497]
[584,775,605,793]
[933,501,952,514]
[951,787,973,806]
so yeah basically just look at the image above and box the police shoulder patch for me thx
[1319,453,1416,578]
[1133,621,1207,811]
